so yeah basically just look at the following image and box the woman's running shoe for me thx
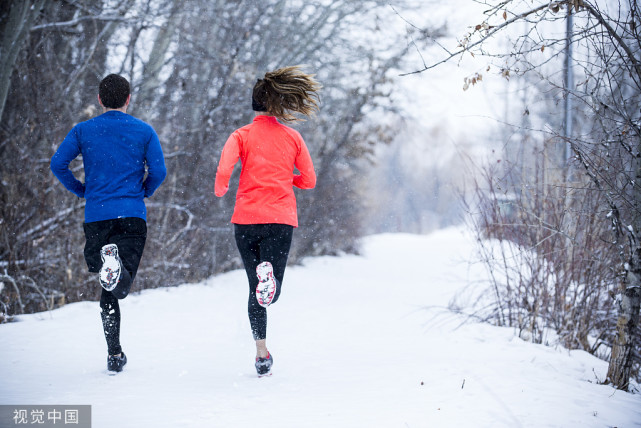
[256,262,277,307]
[255,352,273,377]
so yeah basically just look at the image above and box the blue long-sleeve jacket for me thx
[50,111,167,223]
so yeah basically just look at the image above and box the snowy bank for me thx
[1,228,639,427]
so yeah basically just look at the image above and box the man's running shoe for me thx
[256,261,276,307]
[107,352,127,373]
[99,244,121,292]
[255,352,273,377]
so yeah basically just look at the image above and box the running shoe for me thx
[256,261,277,307]
[99,244,122,291]
[107,352,127,373]
[255,352,273,377]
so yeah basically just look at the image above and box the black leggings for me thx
[234,223,293,340]
[84,218,147,355]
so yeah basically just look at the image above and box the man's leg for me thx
[100,289,122,356]
[85,220,122,358]
[84,218,146,361]
[84,219,113,274]
[108,217,147,299]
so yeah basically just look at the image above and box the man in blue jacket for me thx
[51,74,167,373]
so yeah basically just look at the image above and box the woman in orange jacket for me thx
[215,66,321,377]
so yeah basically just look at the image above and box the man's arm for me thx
[50,128,86,198]
[143,129,167,198]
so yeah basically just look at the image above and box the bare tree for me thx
[1,1,442,324]
[399,0,640,389]
[0,0,139,318]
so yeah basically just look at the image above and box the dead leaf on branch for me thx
[572,0,585,12]
[457,34,471,49]
[555,0,584,13]
[463,73,483,91]
[473,21,493,33]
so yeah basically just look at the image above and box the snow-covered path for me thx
[1,228,640,427]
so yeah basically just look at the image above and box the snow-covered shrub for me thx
[463,145,624,371]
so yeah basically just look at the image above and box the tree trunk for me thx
[607,132,641,390]
[0,0,45,122]
[607,282,641,390]
[133,0,180,121]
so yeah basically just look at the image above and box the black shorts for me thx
[83,217,147,278]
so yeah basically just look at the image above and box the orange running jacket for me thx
[214,115,316,227]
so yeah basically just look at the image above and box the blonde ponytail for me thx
[252,66,321,122]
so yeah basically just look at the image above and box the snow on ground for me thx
[1,228,640,428]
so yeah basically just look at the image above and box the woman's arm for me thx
[293,138,316,189]
[215,132,241,197]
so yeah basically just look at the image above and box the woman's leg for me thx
[258,224,293,305]
[234,224,294,347]
[235,224,266,342]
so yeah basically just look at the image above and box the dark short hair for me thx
[99,74,130,109]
